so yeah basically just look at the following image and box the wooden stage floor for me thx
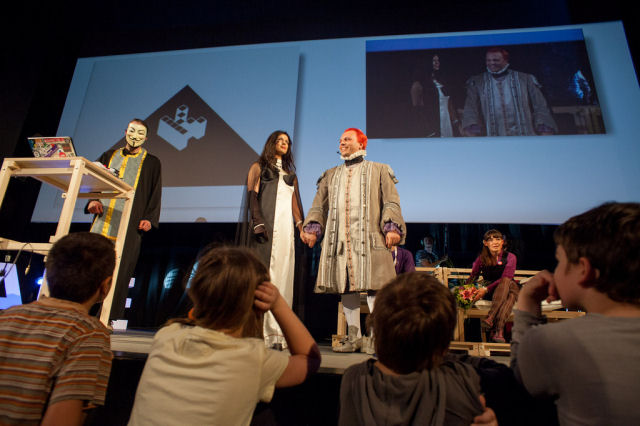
[111,329,510,372]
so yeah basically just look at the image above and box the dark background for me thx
[367,40,601,138]
[1,0,637,339]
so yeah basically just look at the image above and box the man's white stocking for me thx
[341,292,361,339]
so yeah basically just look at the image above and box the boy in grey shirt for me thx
[339,273,497,425]
[511,202,640,426]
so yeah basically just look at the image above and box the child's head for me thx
[372,272,456,374]
[187,246,269,333]
[554,202,640,305]
[46,232,115,303]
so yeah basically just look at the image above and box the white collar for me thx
[340,150,367,161]
[487,63,510,75]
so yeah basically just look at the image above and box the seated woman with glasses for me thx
[466,229,518,343]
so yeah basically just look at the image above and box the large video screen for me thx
[32,21,640,224]
[366,29,603,138]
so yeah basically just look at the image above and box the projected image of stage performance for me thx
[366,29,604,138]
[3,0,640,421]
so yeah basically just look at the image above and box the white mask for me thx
[125,122,148,148]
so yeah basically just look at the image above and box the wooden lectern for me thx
[0,157,134,325]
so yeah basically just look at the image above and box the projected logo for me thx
[158,105,207,150]
[109,85,258,187]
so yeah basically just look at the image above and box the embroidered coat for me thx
[462,69,557,136]
[304,160,406,293]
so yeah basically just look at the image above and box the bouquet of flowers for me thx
[452,284,479,310]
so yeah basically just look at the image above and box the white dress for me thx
[263,159,295,348]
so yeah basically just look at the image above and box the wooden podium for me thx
[0,157,134,325]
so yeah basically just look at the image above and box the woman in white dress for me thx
[242,130,304,349]
[410,54,461,137]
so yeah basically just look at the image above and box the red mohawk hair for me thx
[344,128,368,149]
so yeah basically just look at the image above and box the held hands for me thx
[138,220,152,232]
[385,231,401,249]
[516,270,559,314]
[87,200,104,215]
[254,281,282,313]
[301,232,317,248]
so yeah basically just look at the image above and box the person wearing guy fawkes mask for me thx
[85,118,162,322]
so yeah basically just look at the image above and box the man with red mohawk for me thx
[302,128,406,352]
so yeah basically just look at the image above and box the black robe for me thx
[86,148,162,320]
[236,162,309,321]
[236,162,304,269]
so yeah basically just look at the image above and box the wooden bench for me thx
[449,341,511,357]
[333,266,442,345]
[333,266,585,351]
[445,268,585,343]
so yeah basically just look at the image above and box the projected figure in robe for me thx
[239,130,304,350]
[410,54,460,137]
[301,128,406,353]
[86,118,162,321]
[462,47,557,136]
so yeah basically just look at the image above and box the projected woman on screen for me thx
[410,54,460,137]
[466,229,519,343]
[237,130,304,350]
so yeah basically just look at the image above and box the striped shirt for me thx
[0,297,112,425]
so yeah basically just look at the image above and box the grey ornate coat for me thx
[462,69,557,136]
[304,160,406,293]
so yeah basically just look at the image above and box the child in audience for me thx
[128,246,321,426]
[339,272,490,426]
[0,232,115,425]
[468,229,518,342]
[511,202,640,425]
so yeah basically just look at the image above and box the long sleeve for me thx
[291,175,304,230]
[84,150,114,213]
[510,309,548,388]
[379,165,406,245]
[484,252,517,292]
[246,163,265,229]
[142,156,162,228]
[526,74,558,133]
[462,77,483,132]
[303,169,330,230]
[502,253,517,279]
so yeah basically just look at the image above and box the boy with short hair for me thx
[511,202,640,425]
[339,272,487,425]
[0,232,115,425]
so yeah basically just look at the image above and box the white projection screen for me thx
[32,21,640,225]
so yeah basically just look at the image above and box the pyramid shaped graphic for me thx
[109,85,258,187]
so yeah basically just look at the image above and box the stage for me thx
[111,329,510,373]
[112,329,371,374]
